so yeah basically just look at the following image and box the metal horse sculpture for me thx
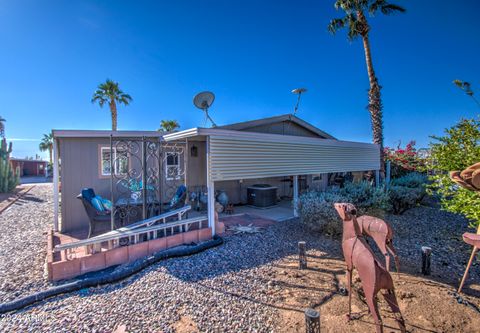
[357,215,400,272]
[450,162,480,292]
[335,203,406,333]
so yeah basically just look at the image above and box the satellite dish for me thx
[291,87,307,116]
[193,91,217,127]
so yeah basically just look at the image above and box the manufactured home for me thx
[52,114,379,234]
[48,114,380,280]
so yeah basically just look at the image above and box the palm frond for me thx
[328,17,347,34]
[380,3,406,14]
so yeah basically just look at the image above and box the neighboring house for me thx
[10,158,48,177]
[52,114,380,236]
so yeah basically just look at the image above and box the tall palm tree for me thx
[39,132,54,164]
[158,120,180,132]
[0,117,6,138]
[328,0,405,172]
[91,79,132,131]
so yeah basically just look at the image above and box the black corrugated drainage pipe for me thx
[0,235,223,314]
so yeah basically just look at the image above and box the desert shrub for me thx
[299,181,390,236]
[339,181,391,211]
[391,172,428,188]
[298,191,345,236]
[388,172,427,214]
[388,185,425,214]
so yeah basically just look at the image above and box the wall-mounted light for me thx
[190,144,198,157]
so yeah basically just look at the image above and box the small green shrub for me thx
[388,185,424,214]
[339,181,391,211]
[391,172,428,188]
[388,172,427,214]
[299,181,390,236]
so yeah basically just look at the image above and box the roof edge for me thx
[218,114,336,140]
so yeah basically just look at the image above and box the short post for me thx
[298,241,307,269]
[421,246,432,275]
[386,160,391,190]
[304,308,320,333]
[375,169,380,188]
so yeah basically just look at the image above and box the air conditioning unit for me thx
[247,184,277,208]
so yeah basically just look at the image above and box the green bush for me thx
[388,172,427,214]
[299,181,390,235]
[427,118,480,228]
[388,185,424,214]
[340,181,391,211]
[391,172,428,188]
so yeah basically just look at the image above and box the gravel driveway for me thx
[0,185,478,332]
[0,184,52,303]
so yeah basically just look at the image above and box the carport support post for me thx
[53,137,59,232]
[206,137,216,236]
[293,175,299,217]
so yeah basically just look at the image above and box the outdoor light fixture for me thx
[190,144,198,157]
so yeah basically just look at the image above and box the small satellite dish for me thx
[292,88,307,95]
[291,87,307,116]
[193,91,217,127]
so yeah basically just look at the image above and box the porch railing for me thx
[54,211,207,259]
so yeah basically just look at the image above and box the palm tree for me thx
[158,120,180,132]
[0,117,6,138]
[39,132,54,164]
[453,79,480,107]
[91,79,132,131]
[328,0,405,172]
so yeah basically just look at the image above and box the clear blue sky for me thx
[1,0,479,159]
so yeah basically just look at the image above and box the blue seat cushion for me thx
[101,197,112,211]
[91,195,105,212]
[81,188,96,204]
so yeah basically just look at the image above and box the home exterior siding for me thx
[208,135,380,181]
[237,121,320,138]
[59,137,111,232]
[59,137,172,233]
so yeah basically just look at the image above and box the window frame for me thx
[98,145,129,178]
[165,151,181,181]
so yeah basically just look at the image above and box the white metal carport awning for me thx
[164,127,380,181]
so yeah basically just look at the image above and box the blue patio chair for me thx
[166,185,187,212]
[77,188,113,238]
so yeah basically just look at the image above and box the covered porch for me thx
[48,127,379,281]
[164,127,381,236]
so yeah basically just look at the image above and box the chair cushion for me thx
[91,196,105,212]
[101,198,113,211]
[81,188,96,204]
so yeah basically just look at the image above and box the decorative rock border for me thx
[0,185,35,214]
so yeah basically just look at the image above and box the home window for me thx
[165,152,180,180]
[100,147,129,177]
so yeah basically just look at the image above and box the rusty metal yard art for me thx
[334,203,406,333]
[357,215,400,272]
[449,162,480,292]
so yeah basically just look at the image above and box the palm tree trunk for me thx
[110,100,117,131]
[48,147,53,165]
[358,12,384,175]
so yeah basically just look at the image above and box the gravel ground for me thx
[0,185,52,303]
[385,204,480,286]
[0,186,479,332]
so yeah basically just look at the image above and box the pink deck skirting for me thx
[46,226,219,281]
